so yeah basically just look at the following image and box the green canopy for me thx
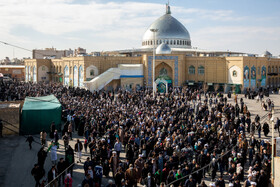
[21,95,62,134]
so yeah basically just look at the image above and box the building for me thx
[32,47,73,59]
[74,47,87,56]
[0,65,25,80]
[25,4,280,93]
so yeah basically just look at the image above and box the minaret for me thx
[166,1,171,14]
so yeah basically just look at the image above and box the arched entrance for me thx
[155,62,173,91]
[73,66,78,87]
[64,66,69,86]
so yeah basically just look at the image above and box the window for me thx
[272,66,274,73]
[42,66,45,71]
[276,66,278,73]
[268,66,271,73]
[198,66,205,75]
[258,67,260,75]
[188,66,195,75]
[90,70,94,76]
[232,70,237,77]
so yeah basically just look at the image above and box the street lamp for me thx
[270,109,275,181]
[150,28,158,98]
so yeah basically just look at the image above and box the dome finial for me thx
[166,1,171,14]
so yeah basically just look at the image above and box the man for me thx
[74,139,83,163]
[114,138,122,157]
[109,151,119,177]
[94,161,103,187]
[40,130,47,146]
[215,176,225,187]
[143,172,155,187]
[31,164,45,187]
[62,132,70,150]
[184,175,196,187]
[106,179,117,187]
[57,158,67,186]
[134,154,144,182]
[37,147,48,169]
[66,145,75,176]
[125,164,137,187]
[26,135,34,150]
[47,165,58,187]
[82,173,94,187]
[84,157,93,172]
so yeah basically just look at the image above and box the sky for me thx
[0,0,279,59]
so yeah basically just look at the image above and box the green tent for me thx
[21,95,62,134]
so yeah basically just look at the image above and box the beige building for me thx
[25,4,280,93]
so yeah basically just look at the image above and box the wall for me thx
[185,56,227,84]
[0,102,21,135]
[121,78,143,90]
[0,66,25,81]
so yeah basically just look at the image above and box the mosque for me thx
[25,4,280,93]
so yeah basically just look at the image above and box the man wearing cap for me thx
[184,175,196,187]
[134,154,144,182]
[109,151,119,178]
[125,164,137,187]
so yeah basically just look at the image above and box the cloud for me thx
[0,0,279,58]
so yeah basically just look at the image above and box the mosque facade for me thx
[25,4,280,93]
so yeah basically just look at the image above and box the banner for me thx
[261,66,266,87]
[251,66,256,88]
[243,66,250,88]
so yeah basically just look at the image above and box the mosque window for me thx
[167,40,169,44]
[90,70,94,76]
[188,66,195,75]
[170,40,172,45]
[198,66,205,75]
[258,67,260,75]
[177,40,179,45]
[268,66,271,73]
[232,70,237,77]
[276,66,278,73]
[272,66,274,73]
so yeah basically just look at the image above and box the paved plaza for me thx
[0,94,279,187]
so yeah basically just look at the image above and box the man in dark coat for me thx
[26,135,34,150]
[47,165,58,187]
[143,173,155,187]
[57,158,67,186]
[31,164,45,187]
[37,147,47,169]
[65,145,75,176]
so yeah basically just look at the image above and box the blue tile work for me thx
[148,56,179,86]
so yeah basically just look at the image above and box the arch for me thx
[73,65,78,87]
[79,65,84,87]
[155,62,173,81]
[86,65,99,81]
[64,65,69,86]
[198,66,205,75]
[228,65,242,84]
[38,65,49,82]
[33,66,37,82]
[188,65,195,75]
[25,66,28,82]
[28,66,31,81]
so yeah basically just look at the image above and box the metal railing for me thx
[44,162,75,187]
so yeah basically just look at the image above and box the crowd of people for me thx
[0,80,277,187]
